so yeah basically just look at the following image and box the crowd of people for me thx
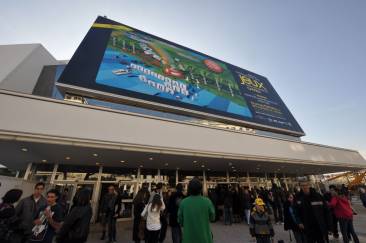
[1,178,365,243]
[0,182,93,243]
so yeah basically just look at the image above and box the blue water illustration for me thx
[95,49,252,118]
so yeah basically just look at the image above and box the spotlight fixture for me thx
[21,148,28,152]
[93,153,98,157]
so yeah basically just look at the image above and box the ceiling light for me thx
[201,165,205,168]
[21,148,28,152]
[93,153,98,157]
[231,166,235,169]
[164,163,169,166]
[41,159,47,163]
[149,157,153,160]
[96,162,100,166]
[65,157,71,160]
[193,160,197,163]
[233,169,237,172]
[139,165,143,168]
[207,168,211,171]
[120,160,125,163]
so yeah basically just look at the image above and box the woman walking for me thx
[0,189,23,243]
[56,189,93,243]
[283,193,306,243]
[141,194,165,243]
[328,188,360,243]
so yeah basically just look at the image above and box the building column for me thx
[157,169,161,183]
[134,167,141,197]
[175,169,179,186]
[92,165,103,223]
[23,163,33,180]
[283,173,289,191]
[49,163,59,185]
[203,170,207,196]
[247,172,251,189]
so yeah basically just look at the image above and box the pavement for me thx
[87,204,366,243]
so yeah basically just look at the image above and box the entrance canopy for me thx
[0,89,365,174]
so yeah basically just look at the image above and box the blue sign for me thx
[57,16,304,136]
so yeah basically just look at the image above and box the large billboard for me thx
[57,17,304,136]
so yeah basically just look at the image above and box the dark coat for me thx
[295,190,332,236]
[283,201,301,231]
[168,191,184,227]
[360,192,366,208]
[15,195,47,237]
[56,204,92,243]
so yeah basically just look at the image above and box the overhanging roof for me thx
[0,90,365,173]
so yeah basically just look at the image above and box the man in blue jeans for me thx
[223,187,233,225]
[168,184,185,243]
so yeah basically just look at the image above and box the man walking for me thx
[178,178,215,243]
[100,185,121,243]
[15,182,47,242]
[168,183,184,243]
[30,189,63,243]
[295,181,332,243]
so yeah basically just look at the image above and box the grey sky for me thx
[1,0,365,157]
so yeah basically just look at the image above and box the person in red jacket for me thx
[328,188,359,243]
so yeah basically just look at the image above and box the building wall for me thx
[0,44,58,94]
[0,90,365,168]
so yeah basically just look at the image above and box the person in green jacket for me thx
[178,178,215,243]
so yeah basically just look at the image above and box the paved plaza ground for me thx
[87,203,366,243]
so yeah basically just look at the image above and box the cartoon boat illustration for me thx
[112,69,130,75]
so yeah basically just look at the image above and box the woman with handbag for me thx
[141,194,165,243]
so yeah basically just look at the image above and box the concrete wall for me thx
[0,175,36,202]
[0,90,365,168]
[0,44,57,94]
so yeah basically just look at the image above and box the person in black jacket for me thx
[283,193,306,243]
[295,182,332,243]
[56,189,92,243]
[359,187,366,208]
[0,189,23,243]
[223,187,234,225]
[132,184,150,243]
[168,184,184,243]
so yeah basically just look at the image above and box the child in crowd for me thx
[249,198,274,243]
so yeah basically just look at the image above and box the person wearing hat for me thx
[249,198,274,243]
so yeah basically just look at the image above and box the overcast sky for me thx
[1,0,365,157]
